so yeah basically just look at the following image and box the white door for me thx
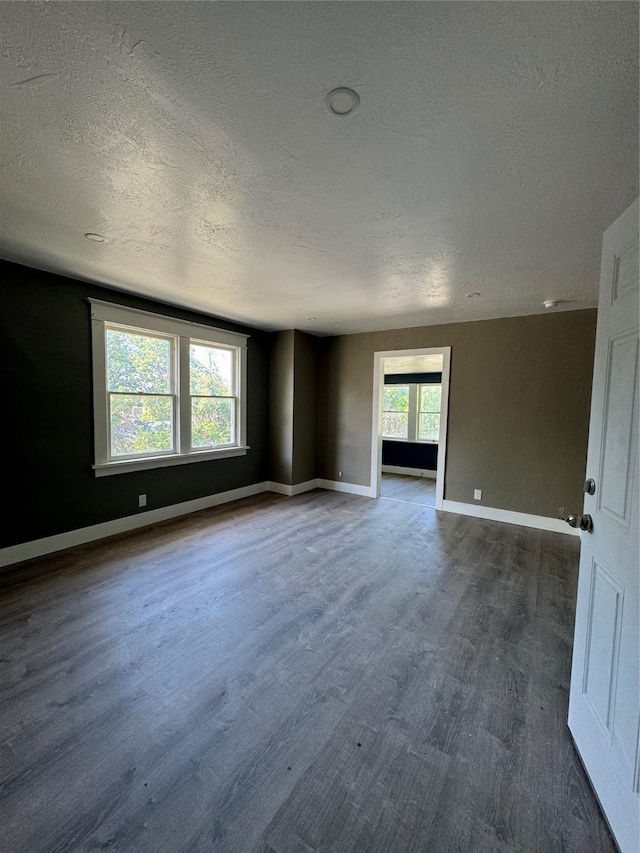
[568,198,639,852]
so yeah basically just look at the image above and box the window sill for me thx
[93,446,249,477]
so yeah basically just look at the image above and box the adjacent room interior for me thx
[376,350,447,510]
[0,3,638,852]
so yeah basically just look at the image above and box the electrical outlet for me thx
[474,489,482,501]
[338,470,343,478]
[557,506,565,518]
[139,494,147,508]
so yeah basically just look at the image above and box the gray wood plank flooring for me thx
[380,473,436,507]
[0,490,614,852]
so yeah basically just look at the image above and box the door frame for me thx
[370,346,451,509]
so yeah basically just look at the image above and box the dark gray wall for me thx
[268,329,320,487]
[1,260,271,549]
[318,310,597,519]
[268,330,295,485]
[292,330,319,486]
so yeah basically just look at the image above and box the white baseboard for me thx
[0,482,271,568]
[442,499,579,536]
[317,478,374,498]
[0,478,377,568]
[3,483,573,569]
[268,479,318,497]
[381,465,437,478]
[272,478,372,498]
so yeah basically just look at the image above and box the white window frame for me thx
[90,299,249,477]
[381,384,413,441]
[418,383,442,443]
[382,381,441,443]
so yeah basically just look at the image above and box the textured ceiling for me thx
[384,355,444,375]
[1,2,638,335]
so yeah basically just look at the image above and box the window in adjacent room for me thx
[382,385,410,440]
[382,382,441,443]
[90,300,248,476]
[418,384,442,442]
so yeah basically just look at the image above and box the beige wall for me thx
[318,309,597,518]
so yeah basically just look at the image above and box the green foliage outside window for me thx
[107,330,173,456]
[190,344,234,447]
[106,331,237,456]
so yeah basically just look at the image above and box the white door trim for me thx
[370,347,451,510]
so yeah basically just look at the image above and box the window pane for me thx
[382,385,409,412]
[107,330,171,394]
[192,397,234,448]
[420,385,442,413]
[419,413,440,442]
[110,394,173,456]
[190,344,233,396]
[382,412,409,439]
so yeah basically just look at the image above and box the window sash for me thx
[418,412,441,442]
[381,411,409,440]
[108,393,177,459]
[190,395,237,450]
[105,324,178,461]
[419,384,442,415]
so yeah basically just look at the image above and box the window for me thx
[418,384,442,442]
[189,342,235,449]
[107,328,175,458]
[382,385,409,440]
[91,300,248,476]
[382,382,442,442]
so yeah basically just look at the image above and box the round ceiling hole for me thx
[305,316,317,321]
[85,232,106,243]
[466,292,481,298]
[325,87,360,117]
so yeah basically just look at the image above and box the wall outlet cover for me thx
[139,494,147,507]
[474,489,482,500]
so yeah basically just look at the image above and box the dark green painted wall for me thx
[1,260,271,548]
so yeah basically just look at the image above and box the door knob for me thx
[565,513,594,532]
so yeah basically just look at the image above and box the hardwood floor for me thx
[380,472,437,507]
[0,490,614,853]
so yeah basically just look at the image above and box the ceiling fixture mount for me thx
[305,316,317,321]
[466,292,481,298]
[85,232,106,243]
[544,300,560,309]
[325,87,360,117]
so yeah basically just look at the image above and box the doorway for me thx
[370,347,451,510]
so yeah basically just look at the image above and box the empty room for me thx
[0,3,638,852]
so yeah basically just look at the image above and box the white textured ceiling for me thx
[384,355,444,375]
[1,2,638,336]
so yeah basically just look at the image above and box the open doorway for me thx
[370,347,451,510]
